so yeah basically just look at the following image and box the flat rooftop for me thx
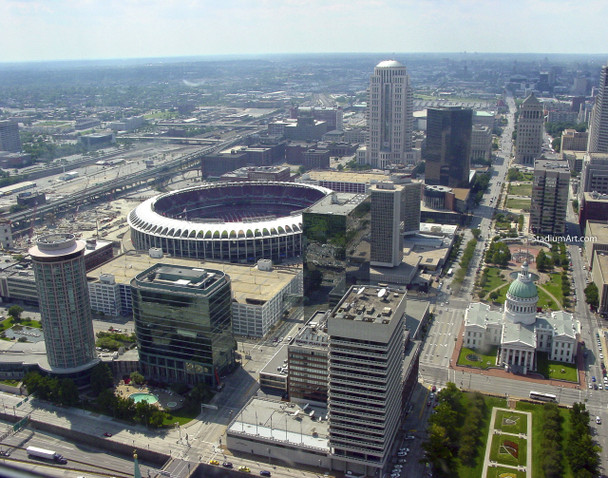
[293,311,329,348]
[535,159,570,172]
[304,192,368,216]
[88,252,301,304]
[260,344,289,378]
[304,170,391,184]
[138,265,224,291]
[331,285,406,323]
[227,397,329,451]
[586,221,608,244]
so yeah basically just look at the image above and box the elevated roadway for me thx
[7,135,251,235]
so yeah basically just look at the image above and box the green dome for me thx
[507,277,538,299]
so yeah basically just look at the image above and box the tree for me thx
[489,291,499,301]
[130,371,145,385]
[58,378,79,406]
[422,423,453,475]
[471,228,481,240]
[8,305,23,321]
[536,250,552,272]
[90,362,114,396]
[584,283,599,308]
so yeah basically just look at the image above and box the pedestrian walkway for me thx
[481,407,532,478]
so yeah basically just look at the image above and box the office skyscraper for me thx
[131,264,236,385]
[370,182,403,267]
[515,94,544,165]
[29,234,96,371]
[398,178,422,235]
[0,120,21,152]
[530,160,570,235]
[366,60,413,169]
[328,285,407,476]
[588,65,608,154]
[424,107,472,188]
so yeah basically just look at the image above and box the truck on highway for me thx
[26,446,67,464]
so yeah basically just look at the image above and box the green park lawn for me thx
[506,197,531,211]
[490,434,527,467]
[485,467,525,478]
[539,273,567,306]
[457,346,498,369]
[536,352,578,382]
[494,410,528,435]
[486,283,562,311]
[480,267,509,296]
[516,401,574,478]
[508,182,533,197]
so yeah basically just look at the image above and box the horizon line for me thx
[1,51,608,66]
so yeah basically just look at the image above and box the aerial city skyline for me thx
[0,22,607,475]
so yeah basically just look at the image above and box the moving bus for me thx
[529,391,557,402]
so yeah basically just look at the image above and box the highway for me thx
[7,131,261,234]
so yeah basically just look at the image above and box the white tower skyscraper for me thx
[366,60,413,169]
[588,65,608,154]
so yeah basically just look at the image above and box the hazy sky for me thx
[2,0,607,63]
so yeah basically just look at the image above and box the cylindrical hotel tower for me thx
[29,234,96,371]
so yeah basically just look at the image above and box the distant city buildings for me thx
[588,65,608,154]
[108,115,145,132]
[365,60,414,169]
[131,263,236,386]
[29,234,97,372]
[561,128,588,152]
[514,93,544,165]
[0,120,22,152]
[290,106,343,131]
[530,159,570,235]
[424,107,472,188]
[470,124,493,163]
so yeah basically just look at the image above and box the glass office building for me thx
[131,264,236,386]
[302,192,371,305]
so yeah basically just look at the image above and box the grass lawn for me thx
[485,467,525,478]
[0,317,15,333]
[162,401,200,426]
[536,352,578,382]
[0,379,19,386]
[506,197,531,211]
[457,396,507,477]
[495,410,528,435]
[508,183,533,197]
[144,111,179,120]
[20,319,41,329]
[490,434,527,467]
[480,267,509,296]
[486,283,561,311]
[516,401,574,478]
[539,273,566,306]
[457,346,498,369]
